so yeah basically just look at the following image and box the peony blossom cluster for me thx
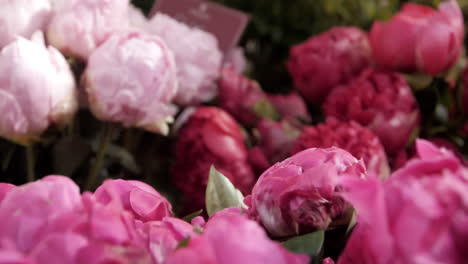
[0,176,308,264]
[172,107,255,212]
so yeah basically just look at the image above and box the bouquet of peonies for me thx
[0,0,468,263]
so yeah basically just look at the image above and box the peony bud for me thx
[268,92,311,123]
[94,179,173,222]
[323,69,420,155]
[287,27,372,104]
[247,147,367,237]
[47,0,130,60]
[172,107,255,212]
[338,140,468,264]
[84,31,178,135]
[219,66,277,125]
[292,118,390,179]
[0,33,77,144]
[146,13,222,105]
[370,0,464,75]
[0,0,51,49]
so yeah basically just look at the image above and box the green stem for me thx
[25,144,35,182]
[85,123,114,190]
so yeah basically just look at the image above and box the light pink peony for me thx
[324,69,420,155]
[268,92,311,123]
[128,5,148,29]
[370,0,464,75]
[47,0,130,60]
[292,118,390,179]
[246,147,367,237]
[94,179,173,222]
[166,213,309,264]
[172,107,255,212]
[287,27,372,104]
[0,0,52,49]
[146,13,222,105]
[0,33,77,144]
[84,31,178,135]
[338,140,468,264]
[218,66,273,125]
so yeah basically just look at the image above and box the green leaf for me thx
[252,99,280,121]
[282,230,324,259]
[182,209,203,223]
[176,237,191,249]
[206,166,246,217]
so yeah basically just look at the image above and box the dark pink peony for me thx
[324,69,420,155]
[218,66,273,125]
[370,0,464,75]
[94,179,173,222]
[172,107,255,211]
[268,92,311,123]
[287,27,372,104]
[292,118,390,179]
[338,140,468,264]
[246,147,367,237]
[248,119,302,175]
[166,212,309,264]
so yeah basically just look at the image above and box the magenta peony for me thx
[324,69,420,155]
[287,26,372,104]
[218,66,273,125]
[172,107,255,212]
[47,0,130,60]
[146,13,222,105]
[248,119,302,175]
[246,147,367,237]
[338,140,468,264]
[370,0,464,75]
[84,31,178,135]
[94,179,173,222]
[0,0,51,49]
[292,118,390,179]
[0,33,77,144]
[268,92,311,123]
[166,212,309,264]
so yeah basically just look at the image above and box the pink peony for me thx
[0,0,51,49]
[287,27,372,104]
[292,118,390,179]
[338,140,468,264]
[94,179,173,222]
[268,92,311,123]
[324,69,420,155]
[146,13,222,105]
[84,31,178,136]
[0,183,14,205]
[370,0,464,75]
[166,213,309,264]
[249,119,302,175]
[0,33,77,144]
[246,147,367,237]
[172,107,255,212]
[218,66,273,125]
[47,0,130,60]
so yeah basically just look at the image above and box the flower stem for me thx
[25,144,35,182]
[85,123,114,190]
